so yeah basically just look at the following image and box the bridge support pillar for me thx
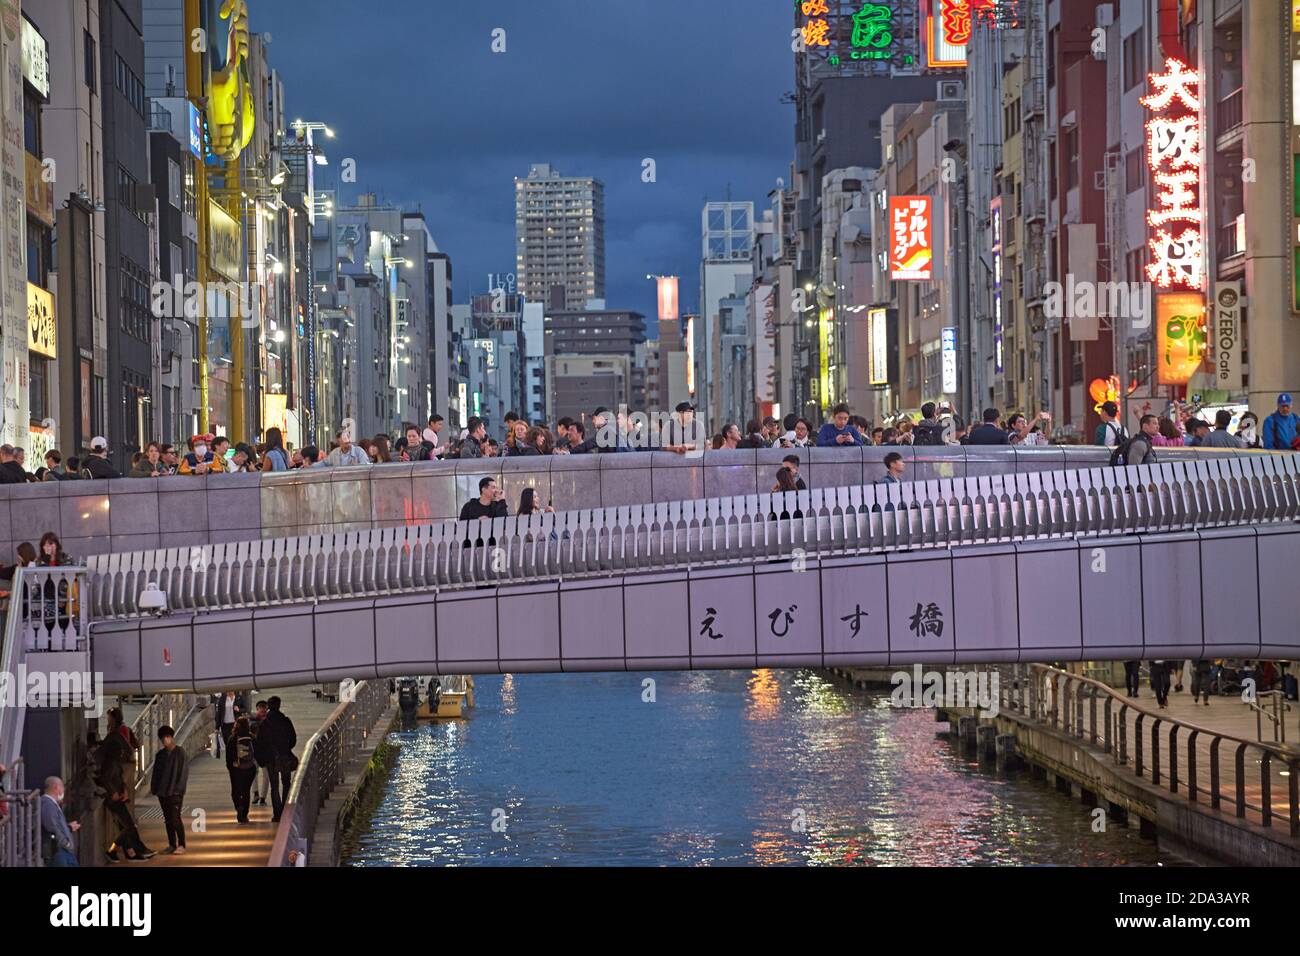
[977,724,997,761]
[958,716,978,748]
[996,733,1020,771]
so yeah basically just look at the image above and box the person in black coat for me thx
[261,696,298,822]
[149,726,189,853]
[211,691,245,758]
[225,716,257,824]
[966,408,1011,445]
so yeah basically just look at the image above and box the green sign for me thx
[851,2,894,59]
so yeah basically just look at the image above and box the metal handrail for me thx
[267,679,390,867]
[0,758,42,868]
[1246,691,1291,744]
[1002,663,1300,837]
[84,454,1300,620]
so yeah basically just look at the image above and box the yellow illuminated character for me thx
[208,0,254,161]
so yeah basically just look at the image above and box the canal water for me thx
[344,670,1178,866]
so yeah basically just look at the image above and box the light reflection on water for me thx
[345,670,1172,867]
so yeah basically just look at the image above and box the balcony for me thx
[1216,87,1243,138]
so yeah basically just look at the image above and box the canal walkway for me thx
[126,686,343,867]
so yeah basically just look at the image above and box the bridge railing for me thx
[268,678,390,867]
[0,759,42,868]
[83,454,1300,620]
[1001,663,1300,838]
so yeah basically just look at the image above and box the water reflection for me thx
[346,670,1171,867]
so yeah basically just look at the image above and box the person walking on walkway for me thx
[1123,660,1141,698]
[251,700,273,806]
[212,690,243,759]
[1148,659,1171,708]
[1190,658,1214,706]
[150,726,189,853]
[262,696,298,823]
[225,716,258,825]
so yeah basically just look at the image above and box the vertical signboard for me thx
[925,0,1000,68]
[1143,57,1204,293]
[656,276,679,323]
[868,307,889,385]
[1212,281,1242,392]
[941,326,958,394]
[0,5,28,444]
[991,196,1004,375]
[889,195,933,280]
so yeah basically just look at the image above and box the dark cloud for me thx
[253,0,791,319]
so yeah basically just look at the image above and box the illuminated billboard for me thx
[1155,292,1207,386]
[889,195,933,280]
[925,0,999,68]
[868,307,889,385]
[1142,57,1204,293]
[656,276,679,323]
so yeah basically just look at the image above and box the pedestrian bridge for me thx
[23,451,1297,693]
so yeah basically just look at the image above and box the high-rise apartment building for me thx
[515,163,605,311]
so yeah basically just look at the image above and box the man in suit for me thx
[41,776,80,867]
[966,408,1011,445]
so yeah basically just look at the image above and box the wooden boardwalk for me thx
[125,686,346,867]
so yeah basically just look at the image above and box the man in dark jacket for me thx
[149,726,189,853]
[81,437,122,479]
[459,417,486,459]
[911,403,947,446]
[250,699,273,806]
[966,408,1011,445]
[262,696,298,822]
[0,445,26,483]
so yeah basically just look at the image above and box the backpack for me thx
[233,734,257,771]
[1109,433,1151,467]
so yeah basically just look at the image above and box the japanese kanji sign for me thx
[889,195,933,281]
[1142,57,1204,294]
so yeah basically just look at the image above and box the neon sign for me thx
[801,0,831,48]
[1142,57,1204,292]
[926,0,998,68]
[850,3,895,60]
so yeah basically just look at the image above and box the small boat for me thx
[407,675,474,720]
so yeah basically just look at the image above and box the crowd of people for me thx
[0,391,1294,487]
[1122,658,1295,709]
[33,691,299,866]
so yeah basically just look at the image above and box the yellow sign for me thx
[1156,292,1206,385]
[1293,0,1300,32]
[818,306,833,406]
[205,0,254,161]
[208,200,242,280]
[27,283,55,358]
[24,152,53,226]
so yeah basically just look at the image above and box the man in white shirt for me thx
[1095,401,1128,447]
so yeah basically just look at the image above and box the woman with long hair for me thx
[518,487,555,516]
[527,426,554,456]
[1152,416,1185,447]
[372,434,394,463]
[505,419,530,456]
[37,532,70,567]
[261,427,290,472]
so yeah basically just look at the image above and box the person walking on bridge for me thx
[262,696,299,823]
[225,716,258,825]
[1148,659,1172,709]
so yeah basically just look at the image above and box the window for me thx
[168,159,181,210]
[29,356,48,423]
[119,257,151,340]
[23,91,41,157]
[84,31,96,93]
[114,54,146,117]
[182,154,197,217]
[1064,128,1079,191]
[1125,147,1143,194]
[27,219,50,286]
[1123,28,1145,93]
[1070,341,1084,385]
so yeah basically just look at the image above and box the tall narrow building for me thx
[515,163,604,311]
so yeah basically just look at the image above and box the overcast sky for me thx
[252,0,792,323]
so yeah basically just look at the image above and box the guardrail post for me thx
[1168,725,1179,794]
[1186,730,1198,802]
[1260,752,1272,829]
[1103,697,1113,754]
[1134,713,1144,778]
[1234,743,1247,819]
[1210,738,1222,810]
[1150,718,1160,785]
[1290,759,1299,838]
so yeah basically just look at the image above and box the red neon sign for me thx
[1141,57,1204,292]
